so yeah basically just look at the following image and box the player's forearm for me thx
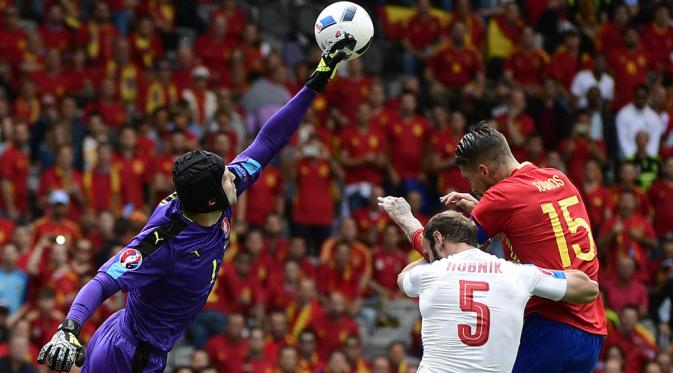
[66,272,121,325]
[397,258,426,291]
[395,214,424,243]
[236,87,316,168]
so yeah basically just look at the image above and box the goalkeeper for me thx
[37,35,355,373]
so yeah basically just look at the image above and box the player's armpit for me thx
[561,270,599,304]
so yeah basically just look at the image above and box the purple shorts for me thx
[82,310,167,373]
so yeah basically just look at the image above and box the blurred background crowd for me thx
[0,0,673,372]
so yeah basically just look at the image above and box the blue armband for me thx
[471,217,489,244]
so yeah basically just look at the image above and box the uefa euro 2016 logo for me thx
[120,249,143,270]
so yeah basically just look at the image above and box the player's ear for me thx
[432,231,443,247]
[477,164,489,177]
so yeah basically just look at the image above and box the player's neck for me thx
[502,158,521,179]
[441,242,473,257]
[185,210,223,227]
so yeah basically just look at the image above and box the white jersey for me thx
[402,248,567,373]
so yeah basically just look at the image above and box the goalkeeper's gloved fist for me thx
[37,319,86,372]
[305,32,357,92]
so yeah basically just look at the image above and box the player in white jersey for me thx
[377,197,599,373]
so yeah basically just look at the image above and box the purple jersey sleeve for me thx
[66,273,121,325]
[98,238,172,293]
[228,86,316,195]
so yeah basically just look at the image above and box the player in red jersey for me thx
[441,122,606,372]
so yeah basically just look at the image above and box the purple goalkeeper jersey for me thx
[68,87,316,353]
[98,156,259,352]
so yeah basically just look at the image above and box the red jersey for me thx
[38,168,84,221]
[0,218,15,245]
[29,312,61,348]
[608,48,652,109]
[404,13,442,50]
[74,22,118,64]
[340,126,386,185]
[30,70,72,97]
[446,13,484,48]
[205,335,248,373]
[292,159,334,226]
[32,217,80,246]
[326,76,373,122]
[611,186,653,218]
[642,23,673,71]
[430,128,470,193]
[493,113,536,160]
[0,28,27,66]
[83,168,120,213]
[317,261,363,301]
[371,248,407,295]
[386,116,431,179]
[38,25,72,52]
[547,48,592,89]
[130,33,164,68]
[218,262,265,315]
[244,356,275,373]
[558,138,606,185]
[320,238,372,281]
[581,184,614,231]
[504,48,549,88]
[428,44,484,88]
[85,100,127,128]
[601,277,648,314]
[112,154,150,209]
[472,162,607,335]
[0,144,30,214]
[600,214,656,283]
[310,311,359,360]
[245,165,283,227]
[649,180,673,237]
[194,34,238,70]
[604,329,657,373]
[595,21,625,56]
[352,207,389,244]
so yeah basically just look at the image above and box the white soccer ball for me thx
[314,1,374,60]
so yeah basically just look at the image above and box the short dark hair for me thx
[423,211,478,248]
[455,121,513,167]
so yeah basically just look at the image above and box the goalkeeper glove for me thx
[37,319,86,372]
[305,33,356,92]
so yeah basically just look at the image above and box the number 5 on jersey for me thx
[541,195,596,268]
[458,280,490,347]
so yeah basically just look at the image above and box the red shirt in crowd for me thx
[446,13,484,48]
[351,207,389,245]
[558,137,606,185]
[649,179,673,238]
[32,216,80,246]
[38,25,72,52]
[292,159,334,226]
[0,27,27,66]
[548,47,592,89]
[340,126,386,185]
[30,70,72,97]
[0,144,30,215]
[205,335,248,373]
[427,43,484,88]
[403,13,443,51]
[112,153,150,209]
[493,113,536,160]
[582,184,614,231]
[371,248,407,295]
[310,311,359,360]
[28,311,61,348]
[216,262,265,315]
[317,261,363,302]
[611,186,653,218]
[130,32,164,68]
[326,75,373,122]
[602,276,649,314]
[74,21,118,64]
[244,165,283,227]
[504,48,549,88]
[604,328,657,373]
[83,167,120,213]
[194,33,238,70]
[244,356,274,373]
[85,99,128,128]
[608,47,652,109]
[595,21,626,56]
[600,214,657,283]
[38,167,84,221]
[431,127,470,193]
[642,22,673,72]
[386,115,430,180]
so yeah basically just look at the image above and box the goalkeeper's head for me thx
[172,150,237,213]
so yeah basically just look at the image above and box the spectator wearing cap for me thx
[570,53,614,108]
[0,333,37,373]
[608,27,653,110]
[0,243,27,315]
[182,66,217,128]
[504,26,549,94]
[0,120,30,221]
[581,159,614,234]
[602,256,649,316]
[649,157,673,238]
[616,85,666,160]
[32,191,80,248]
[600,191,657,284]
[548,28,591,91]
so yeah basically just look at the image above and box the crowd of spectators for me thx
[1,0,673,372]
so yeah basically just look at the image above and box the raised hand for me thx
[440,192,479,214]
